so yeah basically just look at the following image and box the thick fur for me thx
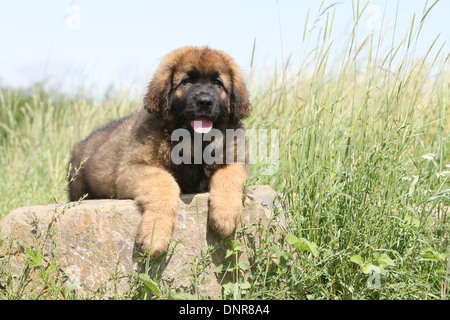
[68,46,251,258]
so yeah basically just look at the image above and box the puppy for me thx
[68,46,251,258]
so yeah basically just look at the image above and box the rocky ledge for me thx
[0,185,285,298]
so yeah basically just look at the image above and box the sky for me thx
[1,0,449,96]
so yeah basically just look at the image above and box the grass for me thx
[1,0,449,299]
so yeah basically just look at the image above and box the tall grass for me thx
[0,85,138,215]
[0,0,449,299]
[243,0,449,299]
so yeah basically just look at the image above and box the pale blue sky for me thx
[1,0,448,95]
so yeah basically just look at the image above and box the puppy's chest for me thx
[172,163,220,194]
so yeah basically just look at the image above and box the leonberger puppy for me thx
[68,46,251,258]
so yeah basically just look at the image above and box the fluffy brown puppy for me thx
[68,46,251,258]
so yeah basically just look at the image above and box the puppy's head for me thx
[143,46,251,132]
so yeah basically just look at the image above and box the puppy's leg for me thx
[116,165,180,259]
[209,163,247,238]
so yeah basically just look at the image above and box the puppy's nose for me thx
[196,95,213,109]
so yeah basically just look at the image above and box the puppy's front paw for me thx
[136,223,171,259]
[208,200,242,238]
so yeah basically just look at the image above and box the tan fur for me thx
[68,46,251,259]
[209,163,248,237]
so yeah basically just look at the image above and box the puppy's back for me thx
[68,113,136,201]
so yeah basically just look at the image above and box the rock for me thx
[0,185,284,299]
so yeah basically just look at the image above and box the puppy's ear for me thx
[143,67,173,119]
[230,70,251,123]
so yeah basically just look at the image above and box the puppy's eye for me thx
[214,78,224,87]
[181,77,192,85]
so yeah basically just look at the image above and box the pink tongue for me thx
[191,116,213,134]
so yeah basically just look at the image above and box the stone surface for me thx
[0,185,284,298]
